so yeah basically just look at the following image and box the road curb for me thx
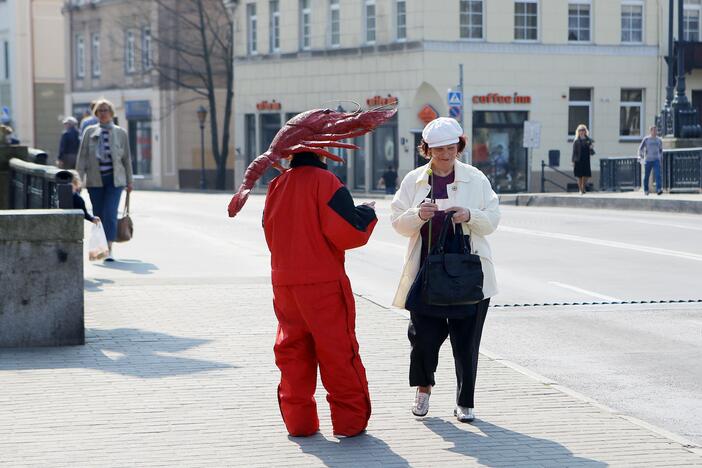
[499,193,702,214]
[374,298,701,455]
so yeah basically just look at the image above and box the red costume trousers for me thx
[272,276,371,437]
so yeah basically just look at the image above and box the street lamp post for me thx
[197,105,207,190]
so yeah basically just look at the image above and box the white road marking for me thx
[548,281,622,301]
[499,225,702,262]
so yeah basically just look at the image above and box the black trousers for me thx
[408,299,489,408]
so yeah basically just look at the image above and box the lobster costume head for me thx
[228,106,397,217]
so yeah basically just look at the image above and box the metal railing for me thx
[663,148,702,192]
[600,148,702,192]
[540,160,579,192]
[9,158,73,209]
[599,157,641,191]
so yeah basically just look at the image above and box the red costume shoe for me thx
[228,106,396,437]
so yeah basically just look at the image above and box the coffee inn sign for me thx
[472,93,531,104]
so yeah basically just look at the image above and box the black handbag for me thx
[405,213,484,314]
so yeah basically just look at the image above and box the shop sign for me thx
[417,105,438,124]
[125,100,152,119]
[366,95,399,107]
[256,100,282,111]
[472,93,531,105]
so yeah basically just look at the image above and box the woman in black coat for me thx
[572,124,595,194]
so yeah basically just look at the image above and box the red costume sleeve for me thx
[318,175,377,251]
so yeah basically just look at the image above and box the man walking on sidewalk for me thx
[638,125,664,195]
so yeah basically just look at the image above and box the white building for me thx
[0,0,65,155]
[232,0,681,193]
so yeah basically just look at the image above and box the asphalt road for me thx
[85,191,702,445]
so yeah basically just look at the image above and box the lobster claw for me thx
[228,188,250,218]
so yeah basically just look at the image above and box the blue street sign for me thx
[449,106,461,118]
[448,91,463,106]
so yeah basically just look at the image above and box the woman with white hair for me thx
[75,98,133,261]
[391,117,500,423]
[571,123,595,194]
[57,116,80,169]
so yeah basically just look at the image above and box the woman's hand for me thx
[418,201,438,221]
[92,216,100,225]
[446,206,471,223]
[126,183,133,193]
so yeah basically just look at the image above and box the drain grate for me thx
[492,299,702,308]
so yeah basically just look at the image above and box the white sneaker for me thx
[412,390,430,417]
[104,250,114,262]
[454,406,475,423]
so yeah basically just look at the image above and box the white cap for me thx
[62,116,78,126]
[422,117,463,148]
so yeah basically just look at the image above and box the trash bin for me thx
[548,150,560,167]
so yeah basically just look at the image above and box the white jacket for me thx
[390,160,500,308]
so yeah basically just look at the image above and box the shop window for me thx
[568,1,591,42]
[395,0,406,41]
[259,113,282,185]
[460,0,483,40]
[620,89,643,138]
[300,0,311,51]
[568,88,592,138]
[621,1,643,43]
[514,0,538,41]
[371,114,397,191]
[684,0,701,41]
[365,0,376,44]
[472,111,529,193]
[270,0,280,53]
[329,0,341,47]
[353,136,367,191]
[128,120,152,176]
[245,113,256,165]
[247,3,258,55]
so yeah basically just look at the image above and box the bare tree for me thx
[136,0,235,190]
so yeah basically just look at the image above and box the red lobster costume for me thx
[228,107,396,437]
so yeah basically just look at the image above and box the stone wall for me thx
[0,209,84,347]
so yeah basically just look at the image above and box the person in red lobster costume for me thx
[228,106,396,437]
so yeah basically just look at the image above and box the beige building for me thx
[0,0,65,156]
[62,0,235,189]
[232,0,681,193]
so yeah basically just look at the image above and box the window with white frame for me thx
[2,41,8,80]
[568,88,592,137]
[142,27,152,70]
[514,0,538,41]
[621,2,643,43]
[395,0,406,41]
[329,0,340,47]
[300,0,311,50]
[365,0,376,44]
[684,0,701,42]
[269,0,280,53]
[568,1,591,42]
[91,33,100,77]
[460,0,483,40]
[76,34,85,78]
[125,30,136,73]
[247,3,257,55]
[620,88,643,137]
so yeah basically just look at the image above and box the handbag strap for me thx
[435,212,455,254]
[123,192,130,216]
[453,222,470,255]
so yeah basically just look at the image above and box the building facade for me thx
[63,0,236,189]
[0,0,65,156]
[233,0,675,193]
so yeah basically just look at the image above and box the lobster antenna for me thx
[320,100,362,113]
[369,102,398,112]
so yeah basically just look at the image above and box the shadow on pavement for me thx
[0,328,234,379]
[95,259,159,275]
[84,278,115,291]
[289,432,409,467]
[423,417,607,466]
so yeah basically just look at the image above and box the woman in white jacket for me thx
[390,117,500,423]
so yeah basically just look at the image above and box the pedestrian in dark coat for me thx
[58,117,80,169]
[572,124,595,194]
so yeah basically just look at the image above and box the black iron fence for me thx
[9,158,73,209]
[600,148,702,192]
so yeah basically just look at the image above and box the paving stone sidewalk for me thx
[1,278,700,467]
